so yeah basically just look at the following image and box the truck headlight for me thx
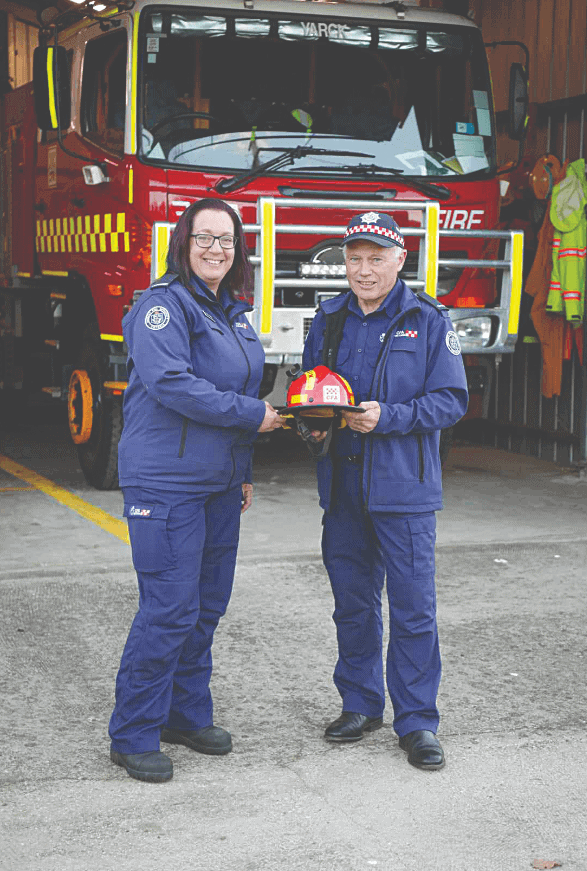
[454,317,492,347]
[299,263,347,277]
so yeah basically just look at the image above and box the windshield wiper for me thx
[215,145,375,194]
[309,163,452,201]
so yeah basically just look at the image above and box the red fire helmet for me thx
[278,365,365,430]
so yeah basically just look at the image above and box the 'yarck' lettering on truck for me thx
[302,22,349,39]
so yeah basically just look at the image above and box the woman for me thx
[109,199,283,782]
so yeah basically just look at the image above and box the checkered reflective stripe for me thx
[36,213,130,254]
[405,330,418,337]
[344,223,404,246]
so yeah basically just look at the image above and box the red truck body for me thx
[0,0,523,488]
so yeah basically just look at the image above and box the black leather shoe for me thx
[398,730,445,770]
[110,747,173,782]
[160,725,232,755]
[324,712,383,743]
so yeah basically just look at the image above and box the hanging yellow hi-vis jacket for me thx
[547,158,587,324]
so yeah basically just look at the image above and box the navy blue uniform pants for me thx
[109,485,242,754]
[321,460,441,737]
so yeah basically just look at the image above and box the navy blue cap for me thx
[341,211,405,249]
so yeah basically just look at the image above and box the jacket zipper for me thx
[178,416,188,458]
[417,433,424,482]
[223,307,252,487]
[364,306,420,511]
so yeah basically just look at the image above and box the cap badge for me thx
[361,212,381,224]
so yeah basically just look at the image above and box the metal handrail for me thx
[150,194,524,357]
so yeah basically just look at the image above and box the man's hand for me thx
[258,402,285,432]
[341,401,381,433]
[241,483,253,513]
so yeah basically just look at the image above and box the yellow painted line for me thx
[260,198,275,335]
[508,230,524,335]
[0,454,129,544]
[425,202,439,298]
[100,333,124,342]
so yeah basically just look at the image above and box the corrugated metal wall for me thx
[465,0,587,466]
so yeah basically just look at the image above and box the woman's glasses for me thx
[190,234,238,249]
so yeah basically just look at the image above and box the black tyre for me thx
[439,426,453,468]
[74,328,122,489]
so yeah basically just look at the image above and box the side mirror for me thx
[508,62,528,141]
[32,45,71,131]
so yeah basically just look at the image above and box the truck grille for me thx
[303,317,315,341]
[275,249,467,304]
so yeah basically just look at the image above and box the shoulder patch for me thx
[145,305,170,330]
[416,291,449,312]
[445,330,461,355]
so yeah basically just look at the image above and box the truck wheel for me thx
[439,427,453,468]
[71,330,122,490]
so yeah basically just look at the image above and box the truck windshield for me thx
[139,10,495,178]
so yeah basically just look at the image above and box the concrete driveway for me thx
[1,405,586,871]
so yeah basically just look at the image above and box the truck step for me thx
[41,386,62,398]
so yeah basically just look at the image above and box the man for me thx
[301,212,468,769]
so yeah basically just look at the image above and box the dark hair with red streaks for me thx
[166,198,253,300]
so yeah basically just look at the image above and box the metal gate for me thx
[478,89,587,468]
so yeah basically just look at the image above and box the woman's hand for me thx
[241,483,253,513]
[258,402,285,432]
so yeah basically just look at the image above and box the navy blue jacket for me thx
[302,280,468,513]
[118,273,266,491]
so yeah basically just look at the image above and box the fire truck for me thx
[0,0,526,489]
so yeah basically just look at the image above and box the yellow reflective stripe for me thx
[425,202,439,298]
[42,270,68,276]
[100,333,124,342]
[128,166,134,204]
[0,454,129,544]
[260,198,275,335]
[46,48,58,129]
[130,13,140,154]
[36,212,133,255]
[508,231,524,335]
[156,224,170,278]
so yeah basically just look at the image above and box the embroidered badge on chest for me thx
[395,330,418,339]
[145,306,170,331]
[446,330,461,355]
